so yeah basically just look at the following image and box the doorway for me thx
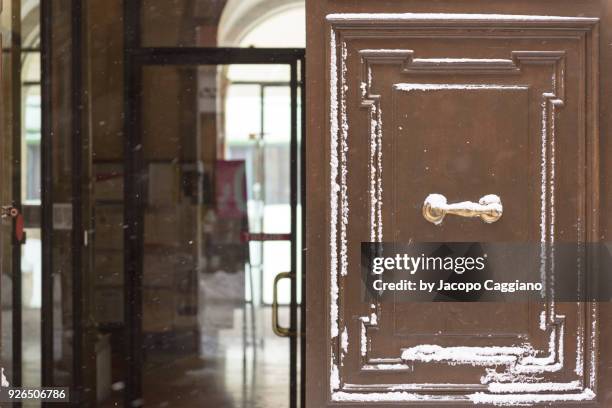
[117,51,305,407]
[2,1,306,407]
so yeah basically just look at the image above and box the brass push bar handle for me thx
[423,194,503,225]
[272,272,295,337]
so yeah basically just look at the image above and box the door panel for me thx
[306,2,608,406]
[123,58,303,407]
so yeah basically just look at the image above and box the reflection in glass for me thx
[138,62,296,406]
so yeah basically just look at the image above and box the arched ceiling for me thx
[218,0,304,47]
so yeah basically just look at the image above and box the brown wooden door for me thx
[306,1,612,406]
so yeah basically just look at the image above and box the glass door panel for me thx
[134,63,297,407]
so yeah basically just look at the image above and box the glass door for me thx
[1,0,43,398]
[118,53,304,407]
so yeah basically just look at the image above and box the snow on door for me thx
[306,4,607,406]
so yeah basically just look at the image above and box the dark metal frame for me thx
[40,0,54,390]
[124,52,304,407]
[10,0,23,395]
[40,0,85,405]
[123,6,305,408]
[123,1,142,402]
[40,1,86,403]
[70,0,84,401]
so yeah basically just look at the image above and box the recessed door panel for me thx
[308,7,603,406]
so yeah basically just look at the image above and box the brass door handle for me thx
[272,272,295,337]
[423,194,503,225]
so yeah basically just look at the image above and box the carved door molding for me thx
[322,13,599,405]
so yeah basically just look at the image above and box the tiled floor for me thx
[102,306,294,408]
[11,302,294,407]
[140,307,292,408]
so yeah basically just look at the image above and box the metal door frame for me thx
[123,3,306,407]
[40,0,86,401]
